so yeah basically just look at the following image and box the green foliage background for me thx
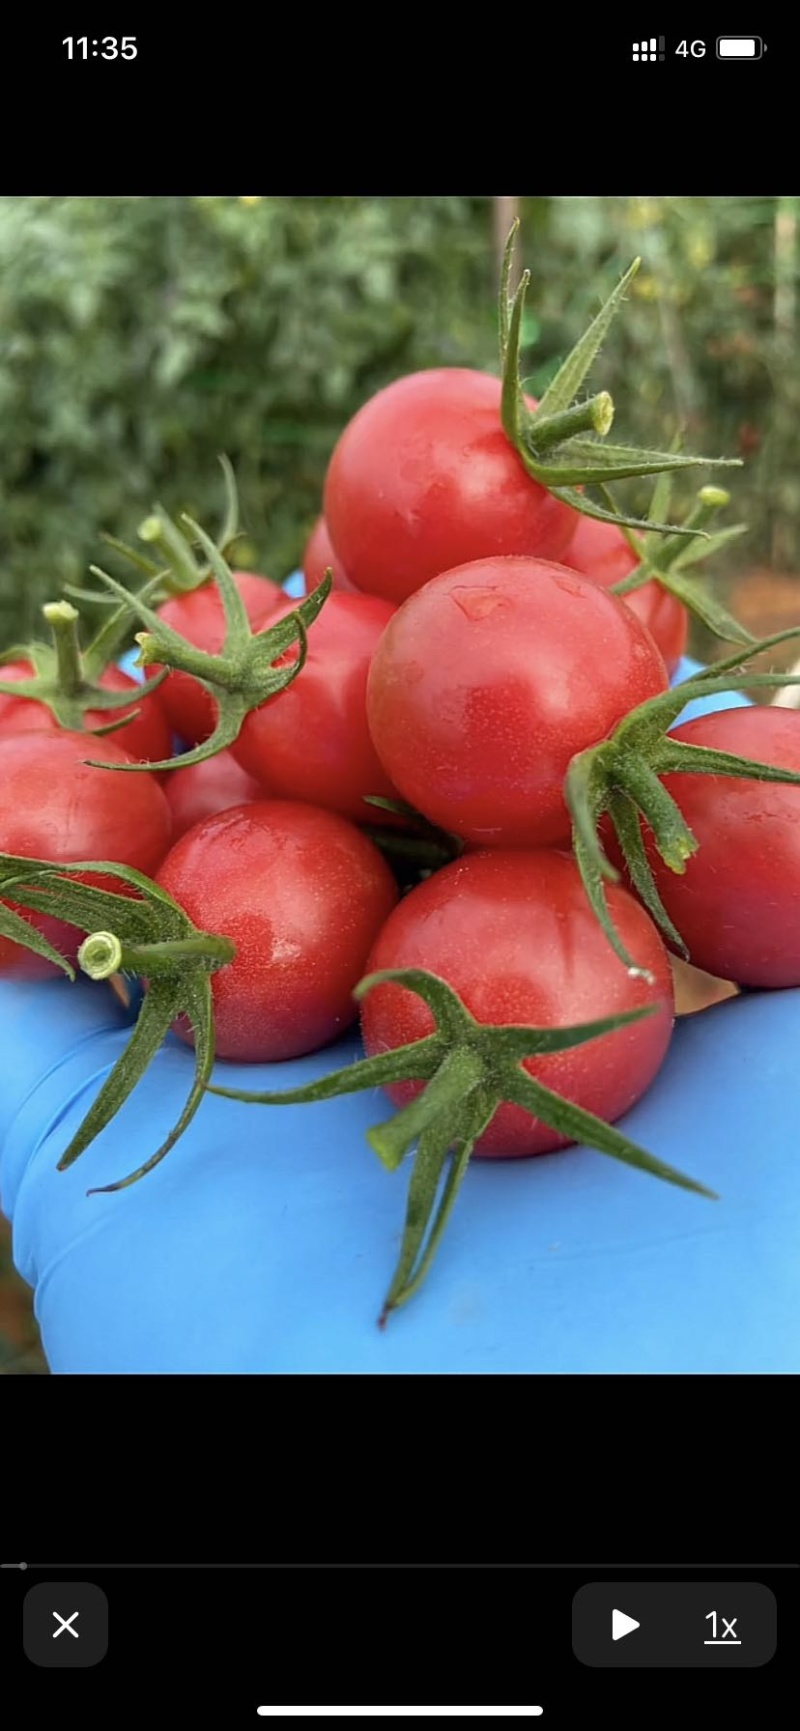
[0,193,798,646]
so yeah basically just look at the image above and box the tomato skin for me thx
[0,659,172,762]
[148,571,282,746]
[0,730,173,980]
[301,516,357,593]
[360,849,673,1156]
[366,556,668,848]
[324,368,576,604]
[233,591,402,825]
[0,660,33,727]
[155,800,399,1061]
[164,749,263,841]
[562,513,689,676]
[619,707,800,988]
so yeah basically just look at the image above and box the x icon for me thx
[53,1611,80,1640]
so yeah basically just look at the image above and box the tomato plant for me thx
[0,657,172,761]
[148,570,282,745]
[324,369,576,604]
[366,555,668,848]
[155,800,398,1061]
[233,591,403,825]
[0,730,173,979]
[562,513,689,675]
[302,516,356,593]
[359,848,674,1156]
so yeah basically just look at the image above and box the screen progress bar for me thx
[2,1561,797,1570]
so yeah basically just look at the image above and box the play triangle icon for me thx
[612,1608,640,1641]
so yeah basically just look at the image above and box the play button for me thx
[573,1581,777,1667]
[612,1609,640,1641]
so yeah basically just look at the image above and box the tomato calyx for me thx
[0,599,169,737]
[0,850,235,1191]
[566,629,800,971]
[133,452,241,597]
[72,453,243,608]
[498,223,740,538]
[209,965,713,1321]
[605,480,752,646]
[85,519,333,773]
[63,456,245,668]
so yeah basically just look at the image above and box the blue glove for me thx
[2,973,799,1373]
[5,653,788,1376]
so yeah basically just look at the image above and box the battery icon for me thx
[716,36,764,58]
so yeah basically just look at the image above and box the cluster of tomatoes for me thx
[3,264,800,1314]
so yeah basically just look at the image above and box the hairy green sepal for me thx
[0,852,234,1190]
[84,517,332,772]
[565,630,800,971]
[8,462,243,725]
[499,223,740,539]
[209,965,713,1320]
[66,452,243,610]
[0,599,168,737]
[601,479,752,646]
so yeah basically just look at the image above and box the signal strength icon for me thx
[633,36,666,60]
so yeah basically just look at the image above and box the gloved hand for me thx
[2,967,800,1373]
[6,658,795,1376]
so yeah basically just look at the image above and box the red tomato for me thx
[617,707,800,988]
[148,571,282,746]
[156,800,398,1061]
[0,659,172,762]
[360,849,674,1156]
[164,749,263,841]
[323,369,576,604]
[562,513,689,676]
[0,730,173,980]
[366,556,668,848]
[233,591,402,825]
[302,516,357,593]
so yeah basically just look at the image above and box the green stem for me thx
[133,630,240,692]
[78,930,235,981]
[657,485,731,569]
[138,512,203,593]
[529,391,614,450]
[42,601,84,699]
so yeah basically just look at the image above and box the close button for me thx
[23,1582,109,1667]
[572,1581,776,1668]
